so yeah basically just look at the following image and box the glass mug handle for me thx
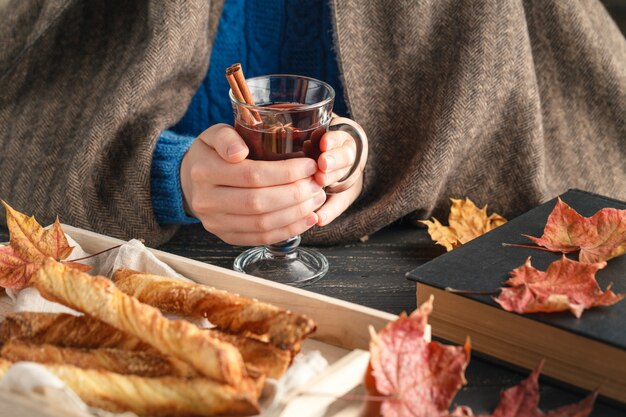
[325,123,365,194]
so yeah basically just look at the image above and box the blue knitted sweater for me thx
[151,0,347,224]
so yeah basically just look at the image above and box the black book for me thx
[407,189,626,404]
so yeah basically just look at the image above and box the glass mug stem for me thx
[266,236,300,259]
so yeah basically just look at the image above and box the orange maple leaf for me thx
[494,256,624,318]
[524,198,626,263]
[0,201,90,290]
[421,198,506,251]
[368,296,471,417]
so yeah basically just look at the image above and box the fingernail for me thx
[305,213,318,227]
[314,191,326,205]
[310,180,322,194]
[227,143,245,157]
[305,160,318,176]
[319,212,328,224]
[325,155,335,171]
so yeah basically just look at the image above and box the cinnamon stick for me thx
[226,63,262,124]
[225,67,254,125]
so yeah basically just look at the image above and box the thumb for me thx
[199,123,249,163]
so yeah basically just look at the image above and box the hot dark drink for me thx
[235,103,327,161]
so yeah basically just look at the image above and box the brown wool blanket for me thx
[0,0,625,246]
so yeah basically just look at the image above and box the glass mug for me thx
[229,74,365,286]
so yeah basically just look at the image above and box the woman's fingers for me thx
[198,124,249,163]
[206,191,326,235]
[318,130,355,172]
[182,118,368,246]
[328,116,368,174]
[194,150,317,188]
[217,213,320,246]
[315,165,352,187]
[315,176,363,227]
[195,125,317,187]
[316,130,356,187]
[319,129,353,153]
[203,178,323,216]
[197,124,319,187]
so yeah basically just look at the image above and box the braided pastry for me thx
[32,260,246,386]
[1,340,199,378]
[114,268,316,349]
[0,312,150,350]
[0,358,258,416]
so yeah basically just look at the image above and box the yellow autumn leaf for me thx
[0,201,90,290]
[420,198,506,251]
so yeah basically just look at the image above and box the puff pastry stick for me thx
[0,358,258,417]
[1,312,291,379]
[1,340,199,378]
[32,259,246,386]
[114,268,316,348]
[0,312,151,350]
[207,329,291,379]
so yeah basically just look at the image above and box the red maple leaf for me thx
[364,299,599,417]
[476,361,596,417]
[368,295,471,417]
[0,201,90,290]
[523,198,626,263]
[494,256,624,318]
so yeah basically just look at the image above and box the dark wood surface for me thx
[0,223,624,416]
[139,223,626,416]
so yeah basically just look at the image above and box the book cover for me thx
[406,189,626,402]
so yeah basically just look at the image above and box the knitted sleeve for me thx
[151,131,200,225]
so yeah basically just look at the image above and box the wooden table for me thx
[0,223,624,416]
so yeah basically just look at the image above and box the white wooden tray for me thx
[0,225,397,417]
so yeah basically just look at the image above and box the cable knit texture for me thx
[0,1,624,247]
[151,0,347,224]
[151,131,198,224]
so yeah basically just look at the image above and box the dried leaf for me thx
[421,198,506,251]
[495,256,624,318]
[478,361,596,417]
[0,202,90,290]
[364,299,598,417]
[524,198,626,263]
[368,296,471,417]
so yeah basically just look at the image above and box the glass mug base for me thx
[233,237,329,287]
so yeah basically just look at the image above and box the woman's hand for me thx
[180,124,326,246]
[314,116,368,226]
